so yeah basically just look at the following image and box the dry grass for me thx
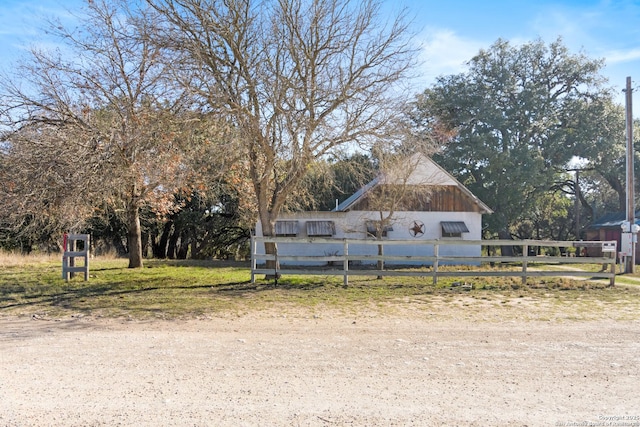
[0,251,60,267]
[1,255,640,321]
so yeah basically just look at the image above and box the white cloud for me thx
[603,48,640,65]
[416,28,485,83]
[0,0,83,66]
[530,8,591,43]
[529,2,640,61]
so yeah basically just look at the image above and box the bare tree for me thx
[148,0,418,259]
[358,148,440,275]
[0,123,97,251]
[0,0,207,266]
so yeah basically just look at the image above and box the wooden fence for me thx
[62,233,90,281]
[250,237,617,286]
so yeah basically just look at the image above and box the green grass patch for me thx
[1,258,640,321]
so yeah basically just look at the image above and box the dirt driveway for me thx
[1,309,639,427]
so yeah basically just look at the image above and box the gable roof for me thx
[334,153,492,214]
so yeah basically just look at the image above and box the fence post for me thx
[274,242,279,284]
[62,234,90,281]
[250,235,256,284]
[62,233,68,280]
[522,244,528,285]
[432,243,439,286]
[343,239,349,286]
[83,237,89,281]
[69,237,76,278]
[610,250,616,287]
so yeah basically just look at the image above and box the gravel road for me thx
[1,312,639,426]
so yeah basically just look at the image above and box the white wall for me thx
[255,210,484,266]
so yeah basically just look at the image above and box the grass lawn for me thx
[2,255,640,321]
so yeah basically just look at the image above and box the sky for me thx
[402,0,640,102]
[1,0,640,103]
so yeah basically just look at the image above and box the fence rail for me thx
[250,237,617,286]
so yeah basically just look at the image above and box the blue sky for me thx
[1,0,640,102]
[404,0,640,99]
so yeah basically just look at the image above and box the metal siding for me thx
[441,221,469,234]
[275,220,299,236]
[306,220,336,236]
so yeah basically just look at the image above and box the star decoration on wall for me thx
[409,220,425,237]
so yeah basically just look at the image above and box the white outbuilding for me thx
[255,153,493,266]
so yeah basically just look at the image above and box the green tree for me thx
[549,98,640,229]
[575,100,640,214]
[293,153,377,212]
[418,38,610,238]
[511,191,573,241]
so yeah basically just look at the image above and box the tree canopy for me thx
[148,0,417,238]
[0,1,636,258]
[0,0,213,265]
[416,38,621,238]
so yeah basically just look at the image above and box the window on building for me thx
[275,220,299,237]
[306,220,336,237]
[440,221,469,238]
[366,220,393,238]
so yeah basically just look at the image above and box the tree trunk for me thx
[127,203,144,268]
[112,235,127,256]
[152,221,173,258]
[177,230,189,259]
[167,231,179,259]
[498,229,514,257]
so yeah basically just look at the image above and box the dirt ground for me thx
[1,308,639,427]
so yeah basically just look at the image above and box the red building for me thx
[586,211,640,261]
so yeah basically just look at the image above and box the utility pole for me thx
[575,169,580,244]
[625,76,636,273]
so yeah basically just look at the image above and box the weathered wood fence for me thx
[250,237,617,286]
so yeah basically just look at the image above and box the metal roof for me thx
[588,212,640,229]
[333,176,380,212]
[306,220,336,236]
[441,221,469,234]
[275,220,299,235]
